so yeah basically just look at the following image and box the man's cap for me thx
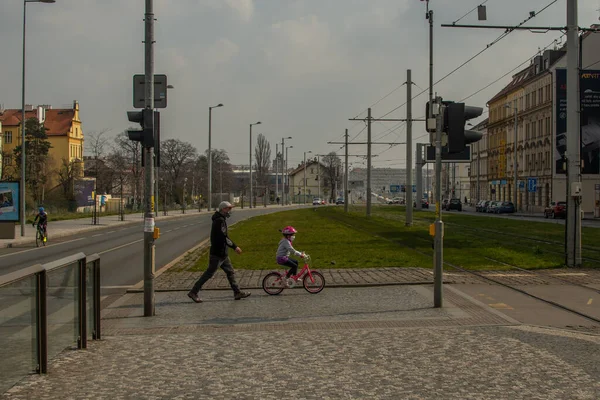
[218,201,233,211]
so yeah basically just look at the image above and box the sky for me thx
[1,0,599,170]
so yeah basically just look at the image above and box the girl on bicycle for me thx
[276,226,308,285]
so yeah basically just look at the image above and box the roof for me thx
[487,64,536,105]
[0,108,75,136]
[289,160,324,176]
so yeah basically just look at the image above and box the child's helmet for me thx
[39,207,45,213]
[282,226,297,235]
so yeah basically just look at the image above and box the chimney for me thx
[37,106,46,123]
[24,104,34,111]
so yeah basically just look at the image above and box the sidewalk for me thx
[0,204,297,249]
[2,285,599,399]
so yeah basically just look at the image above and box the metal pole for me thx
[285,146,289,204]
[220,163,223,202]
[208,107,212,211]
[318,154,321,199]
[406,70,413,226]
[416,144,423,206]
[303,152,307,204]
[143,0,156,317]
[477,140,480,204]
[20,0,27,237]
[249,124,253,208]
[366,108,372,217]
[566,0,582,267]
[434,97,444,308]
[344,129,349,213]
[281,138,285,206]
[276,147,279,204]
[513,104,518,209]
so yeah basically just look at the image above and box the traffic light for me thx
[127,109,154,148]
[443,102,483,153]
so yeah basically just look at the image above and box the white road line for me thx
[106,231,116,234]
[101,285,133,289]
[98,239,143,255]
[0,238,85,259]
[91,233,103,238]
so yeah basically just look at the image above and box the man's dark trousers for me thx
[191,255,240,294]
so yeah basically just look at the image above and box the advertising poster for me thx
[0,181,20,222]
[555,68,600,175]
[73,179,96,207]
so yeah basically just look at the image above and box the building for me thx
[288,160,328,202]
[470,118,489,203]
[0,101,84,187]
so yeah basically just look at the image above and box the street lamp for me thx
[208,103,224,211]
[505,102,518,210]
[303,151,312,204]
[249,121,261,208]
[285,145,293,205]
[20,0,55,237]
[280,137,292,205]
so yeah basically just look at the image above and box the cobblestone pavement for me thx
[153,267,600,291]
[2,325,599,399]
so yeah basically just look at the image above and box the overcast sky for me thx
[1,0,599,169]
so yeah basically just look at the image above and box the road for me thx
[0,206,304,294]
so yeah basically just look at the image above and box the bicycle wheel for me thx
[303,271,325,294]
[35,229,41,248]
[262,272,285,295]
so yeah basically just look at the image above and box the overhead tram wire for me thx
[452,0,491,25]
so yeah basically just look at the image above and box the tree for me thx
[160,139,197,204]
[202,148,233,201]
[86,130,114,194]
[113,131,144,208]
[13,118,52,204]
[56,158,83,201]
[254,134,271,190]
[322,152,342,202]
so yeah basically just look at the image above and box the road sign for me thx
[425,145,472,163]
[133,74,168,108]
[527,177,538,193]
[500,179,507,186]
[412,185,416,193]
[390,185,400,193]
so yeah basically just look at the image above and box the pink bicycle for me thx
[262,255,325,295]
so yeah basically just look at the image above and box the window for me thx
[538,88,543,104]
[526,94,530,109]
[3,131,12,144]
[532,92,537,107]
[526,123,530,140]
[3,155,11,166]
[531,122,536,138]
[538,120,543,138]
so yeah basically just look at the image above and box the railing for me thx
[0,253,100,393]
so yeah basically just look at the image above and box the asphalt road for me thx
[0,206,304,293]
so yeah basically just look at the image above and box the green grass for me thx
[189,209,432,271]
[188,205,600,272]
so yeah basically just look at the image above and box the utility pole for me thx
[344,129,349,213]
[566,0,582,267]
[434,96,444,308]
[366,108,372,216]
[513,104,518,209]
[143,0,156,317]
[416,143,424,206]
[275,143,279,204]
[406,70,413,226]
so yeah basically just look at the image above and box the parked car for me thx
[544,201,567,219]
[414,199,429,209]
[479,200,491,212]
[487,201,502,213]
[312,198,321,205]
[475,200,487,212]
[495,201,515,214]
[335,197,345,205]
[387,197,402,204]
[445,198,462,211]
[321,199,327,205]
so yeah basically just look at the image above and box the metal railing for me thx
[0,253,100,392]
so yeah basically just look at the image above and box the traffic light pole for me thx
[344,129,349,213]
[434,97,444,308]
[406,70,413,226]
[143,0,156,317]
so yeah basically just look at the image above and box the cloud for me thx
[225,0,254,22]
[205,38,240,69]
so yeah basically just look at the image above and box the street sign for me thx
[390,185,400,193]
[133,74,168,108]
[519,181,525,191]
[527,177,538,193]
[425,145,472,163]
[412,185,416,193]
[500,179,507,186]
[595,183,600,191]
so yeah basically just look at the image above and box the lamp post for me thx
[249,121,261,208]
[21,0,55,237]
[280,137,292,205]
[303,151,312,204]
[505,102,518,209]
[286,145,293,204]
[208,103,223,211]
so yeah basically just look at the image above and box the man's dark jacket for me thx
[210,211,237,258]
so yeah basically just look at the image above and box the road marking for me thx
[588,298,593,305]
[101,285,133,289]
[98,239,143,255]
[107,230,116,234]
[552,273,588,276]
[488,302,514,310]
[92,233,103,238]
[0,238,85,259]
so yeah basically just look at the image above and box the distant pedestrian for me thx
[187,201,251,303]
[276,196,280,205]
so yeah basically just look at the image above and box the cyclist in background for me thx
[276,226,308,285]
[33,207,48,239]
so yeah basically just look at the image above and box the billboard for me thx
[73,179,96,207]
[0,181,20,222]
[555,69,600,174]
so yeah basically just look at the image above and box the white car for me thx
[312,198,321,205]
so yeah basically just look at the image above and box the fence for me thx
[0,253,101,393]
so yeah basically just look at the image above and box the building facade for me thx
[470,118,489,203]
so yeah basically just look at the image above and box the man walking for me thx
[187,201,251,302]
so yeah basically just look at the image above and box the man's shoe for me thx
[187,291,202,303]
[234,291,251,300]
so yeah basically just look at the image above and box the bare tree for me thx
[254,134,271,190]
[56,158,83,200]
[114,131,143,208]
[322,152,342,202]
[86,129,112,193]
[160,139,197,204]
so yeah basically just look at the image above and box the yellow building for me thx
[0,101,83,186]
